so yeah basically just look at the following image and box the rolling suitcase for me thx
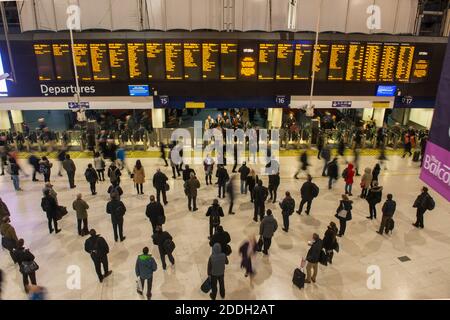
[412,151,420,162]
[292,268,305,289]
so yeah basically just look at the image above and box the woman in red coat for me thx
[344,163,355,196]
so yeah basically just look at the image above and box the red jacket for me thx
[345,164,355,184]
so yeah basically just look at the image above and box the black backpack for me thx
[342,168,348,179]
[163,238,176,254]
[311,184,319,198]
[41,197,50,212]
[426,196,435,211]
[386,218,395,233]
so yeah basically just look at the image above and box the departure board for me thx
[328,44,347,81]
[109,42,128,81]
[276,43,294,80]
[73,43,92,81]
[221,43,238,80]
[345,43,365,81]
[90,43,110,81]
[362,43,382,82]
[146,42,165,80]
[202,43,220,80]
[378,44,398,82]
[239,43,258,80]
[395,45,415,82]
[183,42,201,80]
[164,42,183,80]
[293,43,312,80]
[52,44,72,81]
[258,43,276,80]
[127,43,146,80]
[312,44,329,81]
[34,44,54,81]
[410,48,431,83]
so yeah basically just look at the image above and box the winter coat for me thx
[41,194,58,218]
[366,186,383,205]
[345,164,355,184]
[253,185,269,204]
[152,230,173,254]
[94,157,105,170]
[84,168,98,183]
[146,201,165,226]
[185,177,200,197]
[207,243,229,277]
[260,215,278,238]
[0,222,18,242]
[336,200,353,220]
[206,204,224,226]
[360,168,372,188]
[372,165,381,182]
[323,226,338,251]
[327,161,339,179]
[321,147,331,162]
[413,192,431,211]
[280,196,295,216]
[216,167,229,185]
[84,235,109,258]
[135,254,157,279]
[133,166,145,184]
[301,181,318,201]
[0,200,10,220]
[153,171,168,190]
[306,239,323,263]
[238,165,250,181]
[209,230,231,252]
[246,175,258,189]
[268,174,280,189]
[107,184,123,197]
[182,168,195,182]
[72,199,89,220]
[14,247,35,269]
[106,199,126,222]
[382,199,396,217]
[62,159,76,173]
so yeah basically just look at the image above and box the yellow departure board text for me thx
[328,44,347,81]
[202,43,219,79]
[165,42,183,80]
[90,43,110,80]
[345,43,365,81]
[109,43,128,80]
[395,45,415,82]
[73,43,92,81]
[379,44,398,82]
[362,43,382,82]
[127,43,146,80]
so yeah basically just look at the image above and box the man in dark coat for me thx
[28,153,41,182]
[62,154,77,189]
[152,169,168,205]
[84,164,98,195]
[146,195,165,233]
[305,233,323,284]
[377,194,396,235]
[412,186,433,229]
[259,209,278,255]
[106,193,126,242]
[185,173,200,211]
[84,229,112,282]
[279,191,295,232]
[41,189,61,234]
[237,162,250,194]
[327,158,339,189]
[268,172,280,203]
[182,165,195,182]
[206,199,225,238]
[216,165,229,198]
[297,175,319,215]
[253,180,268,222]
[152,225,175,270]
[209,225,231,256]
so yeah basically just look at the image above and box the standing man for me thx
[412,187,434,229]
[41,189,61,234]
[84,229,112,283]
[207,243,229,300]
[305,233,323,284]
[259,209,278,255]
[237,162,250,194]
[106,193,126,242]
[146,195,165,233]
[216,165,229,199]
[280,191,295,232]
[297,175,319,215]
[62,154,77,189]
[135,247,158,300]
[268,172,280,203]
[377,194,396,235]
[185,173,200,212]
[206,199,224,239]
[253,180,268,222]
[72,194,89,236]
[84,164,98,195]
[152,225,175,270]
[152,169,169,205]
[0,197,10,221]
[28,153,41,182]
[182,165,195,182]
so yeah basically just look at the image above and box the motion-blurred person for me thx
[7,158,22,191]
[153,169,169,205]
[106,192,126,242]
[146,195,165,233]
[239,236,257,278]
[152,225,175,270]
[246,169,258,202]
[280,191,295,232]
[28,153,41,182]
[297,174,319,215]
[84,164,98,195]
[353,147,360,176]
[294,151,309,179]
[159,142,168,167]
[135,247,157,300]
[320,145,331,176]
[132,160,146,195]
[56,148,66,177]
[84,229,112,283]
[259,209,278,255]
[253,180,268,222]
[419,135,428,167]
[72,194,89,236]
[226,175,236,215]
[327,158,339,190]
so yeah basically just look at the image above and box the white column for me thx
[372,108,386,127]
[152,109,165,129]
[270,108,283,129]
[10,110,23,123]
[0,110,11,130]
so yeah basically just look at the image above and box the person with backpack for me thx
[135,247,158,300]
[107,162,121,185]
[322,222,338,264]
[327,158,339,190]
[146,195,165,233]
[268,172,280,203]
[305,233,323,284]
[41,189,61,234]
[93,152,106,181]
[280,191,295,232]
[62,154,77,189]
[14,239,38,292]
[297,174,319,215]
[39,156,52,183]
[366,181,383,220]
[203,154,215,186]
[152,225,175,270]
[107,182,123,199]
[153,169,169,205]
[238,162,250,194]
[335,195,353,237]
[343,163,355,196]
[207,243,229,300]
[1,216,18,263]
[84,229,112,283]
[185,173,201,212]
[209,225,232,256]
[72,193,89,236]
[253,180,268,222]
[412,186,434,229]
[259,209,278,255]
[377,194,396,235]
[42,182,58,203]
[106,192,126,242]
[206,199,225,239]
[84,164,98,195]
[360,168,372,199]
[216,165,229,199]
[28,153,41,182]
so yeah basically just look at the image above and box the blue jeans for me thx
[12,175,20,190]
[345,183,352,194]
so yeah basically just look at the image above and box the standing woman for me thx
[359,168,372,199]
[203,154,215,186]
[246,169,258,203]
[133,160,145,195]
[39,156,52,183]
[335,195,353,237]
[322,222,338,264]
[371,163,381,186]
[94,152,106,181]
[239,236,257,278]
[14,239,38,293]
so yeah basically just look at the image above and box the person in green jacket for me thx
[135,247,157,300]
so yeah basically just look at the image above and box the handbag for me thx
[336,209,348,219]
[201,277,211,293]
[1,237,16,251]
[56,206,68,221]
[20,260,39,274]
[165,183,170,191]
[256,237,263,252]
[136,277,143,293]
[334,241,340,253]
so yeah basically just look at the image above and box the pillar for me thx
[0,110,11,130]
[10,110,24,132]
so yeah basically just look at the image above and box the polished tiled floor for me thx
[0,154,449,300]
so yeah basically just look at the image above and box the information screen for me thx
[239,43,258,80]
[312,44,329,81]
[362,43,382,82]
[293,43,312,80]
[202,43,220,80]
[395,44,415,82]
[164,42,183,80]
[90,43,110,81]
[146,42,165,80]
[410,48,431,83]
[34,44,54,81]
[378,44,399,82]
[328,44,347,81]
[52,44,72,81]
[221,43,238,80]
[258,43,276,80]
[183,42,201,80]
[345,43,365,81]
[127,42,146,80]
[276,43,294,80]
[73,43,92,81]
[109,42,128,81]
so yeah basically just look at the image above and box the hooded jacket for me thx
[135,254,158,280]
[185,177,201,197]
[260,214,278,238]
[153,171,168,190]
[382,199,396,217]
[366,186,383,204]
[207,243,228,276]
[345,164,355,184]
[0,222,18,242]
[327,160,339,179]
[206,203,224,225]
[360,168,372,188]
[306,239,323,263]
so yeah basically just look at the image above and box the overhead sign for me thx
[68,101,90,109]
[372,101,391,108]
[376,85,397,97]
[159,95,169,107]
[128,85,150,96]
[185,102,205,109]
[275,95,290,107]
[332,100,352,108]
